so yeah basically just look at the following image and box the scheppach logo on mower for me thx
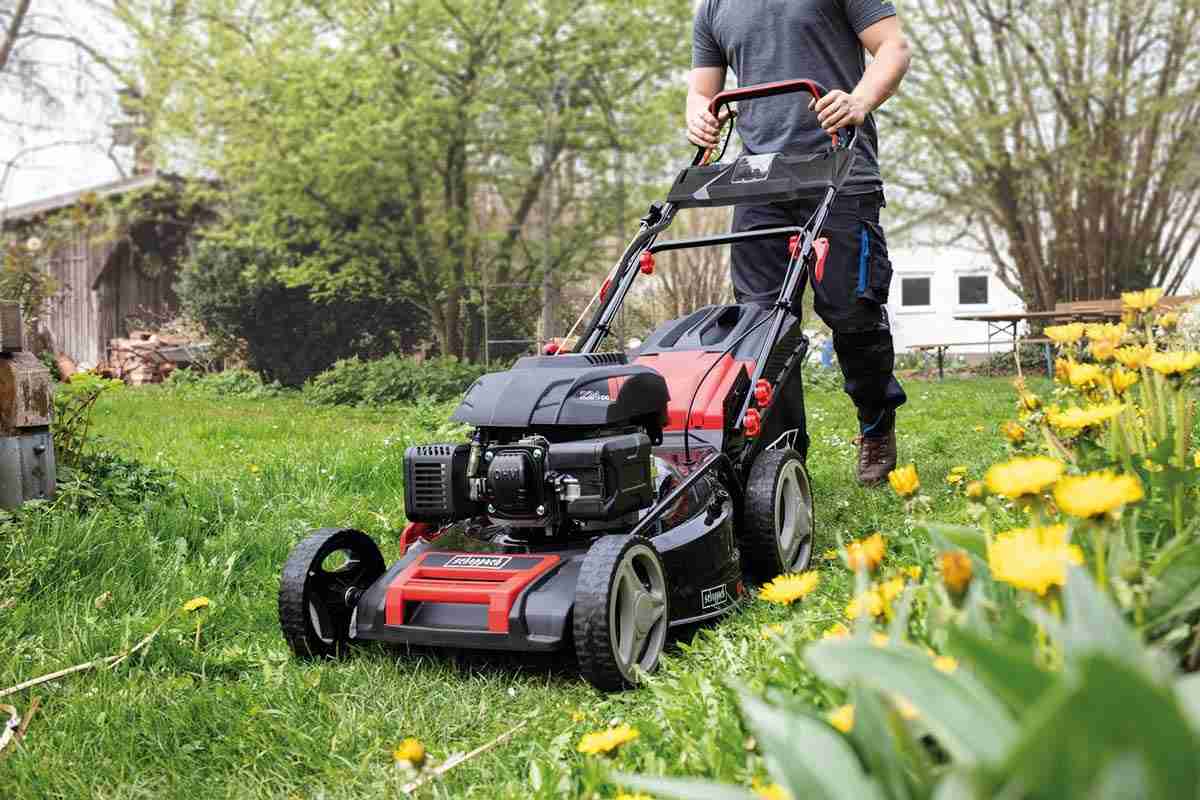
[442,554,514,570]
[701,583,731,610]
[575,389,611,402]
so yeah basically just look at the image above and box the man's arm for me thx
[687,66,729,149]
[813,16,912,134]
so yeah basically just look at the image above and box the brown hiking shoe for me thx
[855,430,897,486]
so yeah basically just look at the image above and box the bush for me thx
[165,368,287,399]
[54,448,177,514]
[973,342,1049,376]
[53,372,125,467]
[176,239,425,386]
[302,354,489,406]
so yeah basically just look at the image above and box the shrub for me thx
[302,354,489,407]
[53,448,177,514]
[165,368,287,399]
[176,239,425,386]
[52,372,125,467]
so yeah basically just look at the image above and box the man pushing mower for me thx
[687,0,913,485]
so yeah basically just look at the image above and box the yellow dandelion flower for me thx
[879,577,905,604]
[1045,403,1125,432]
[828,704,855,734]
[759,572,820,605]
[946,471,965,486]
[933,656,959,674]
[845,588,884,620]
[249,464,260,474]
[1122,288,1164,311]
[822,548,838,560]
[1044,323,1085,344]
[760,624,785,640]
[823,622,850,640]
[1053,471,1144,518]
[987,525,1083,595]
[1111,367,1139,395]
[1001,421,1026,444]
[1067,361,1105,388]
[1054,358,1073,382]
[894,696,920,721]
[577,724,639,755]
[571,710,586,723]
[182,596,211,613]
[752,780,792,800]
[905,565,922,581]
[616,794,655,800]
[1114,345,1153,370]
[845,532,886,572]
[888,464,920,497]
[1014,379,1041,411]
[1085,322,1127,343]
[1194,451,1200,469]
[965,480,985,499]
[393,738,426,767]
[1158,312,1180,330]
[1147,351,1200,377]
[940,550,973,597]
[984,456,1064,499]
[1089,338,1116,362]
[871,632,890,648]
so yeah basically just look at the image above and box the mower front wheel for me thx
[279,528,385,659]
[573,535,669,692]
[742,448,815,581]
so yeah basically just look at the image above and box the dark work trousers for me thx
[731,190,907,437]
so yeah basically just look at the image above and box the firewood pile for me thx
[102,331,211,385]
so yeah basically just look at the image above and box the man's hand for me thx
[810,90,870,134]
[687,105,732,149]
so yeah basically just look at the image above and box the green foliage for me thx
[176,239,423,385]
[302,354,488,406]
[53,448,177,514]
[165,367,286,399]
[52,372,125,467]
[625,571,1200,800]
[152,0,692,359]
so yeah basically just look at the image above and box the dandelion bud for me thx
[939,550,973,598]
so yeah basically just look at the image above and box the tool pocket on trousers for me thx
[855,220,892,306]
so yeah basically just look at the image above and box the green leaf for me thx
[612,774,759,800]
[945,625,1056,715]
[920,523,988,560]
[736,689,884,800]
[1090,753,1152,800]
[996,653,1200,799]
[1055,567,1147,670]
[805,640,1018,765]
[1146,544,1200,626]
[1176,674,1200,734]
[848,685,914,800]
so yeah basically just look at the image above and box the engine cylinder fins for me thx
[573,534,669,692]
[278,528,385,659]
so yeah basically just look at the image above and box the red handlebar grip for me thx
[692,78,837,166]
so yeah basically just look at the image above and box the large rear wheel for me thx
[278,528,385,658]
[573,535,669,692]
[742,448,814,581]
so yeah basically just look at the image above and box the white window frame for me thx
[954,270,992,311]
[895,272,935,315]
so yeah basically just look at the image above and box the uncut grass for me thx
[0,378,1023,799]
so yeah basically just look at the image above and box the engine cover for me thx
[452,353,668,435]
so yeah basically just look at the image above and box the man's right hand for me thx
[686,105,731,149]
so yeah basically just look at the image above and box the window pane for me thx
[959,275,989,305]
[901,277,931,307]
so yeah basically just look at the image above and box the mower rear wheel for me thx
[574,535,669,692]
[279,528,385,659]
[742,448,814,581]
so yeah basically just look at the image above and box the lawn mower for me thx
[279,79,858,691]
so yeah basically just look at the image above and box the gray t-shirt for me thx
[693,0,896,193]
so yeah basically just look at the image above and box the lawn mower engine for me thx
[403,353,668,539]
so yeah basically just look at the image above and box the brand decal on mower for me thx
[701,583,730,609]
[443,554,514,570]
[575,389,611,401]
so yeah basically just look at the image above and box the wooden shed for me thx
[1,174,203,368]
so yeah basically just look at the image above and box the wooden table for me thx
[952,309,1122,353]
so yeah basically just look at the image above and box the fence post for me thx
[0,302,56,508]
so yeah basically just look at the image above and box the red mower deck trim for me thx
[384,552,561,633]
[635,352,754,431]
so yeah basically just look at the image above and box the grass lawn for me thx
[0,376,1033,798]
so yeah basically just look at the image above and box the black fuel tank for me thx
[452,353,668,431]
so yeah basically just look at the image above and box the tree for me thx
[151,0,690,360]
[891,0,1200,308]
[645,206,734,325]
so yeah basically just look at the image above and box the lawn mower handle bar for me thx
[694,78,833,166]
[648,226,805,255]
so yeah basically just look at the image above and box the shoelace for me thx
[854,435,889,466]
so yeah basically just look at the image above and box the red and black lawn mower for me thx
[278,79,857,691]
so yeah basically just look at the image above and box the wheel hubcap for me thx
[609,546,668,679]
[776,461,813,569]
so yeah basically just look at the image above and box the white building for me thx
[886,243,1025,355]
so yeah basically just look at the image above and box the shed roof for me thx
[1,173,165,225]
